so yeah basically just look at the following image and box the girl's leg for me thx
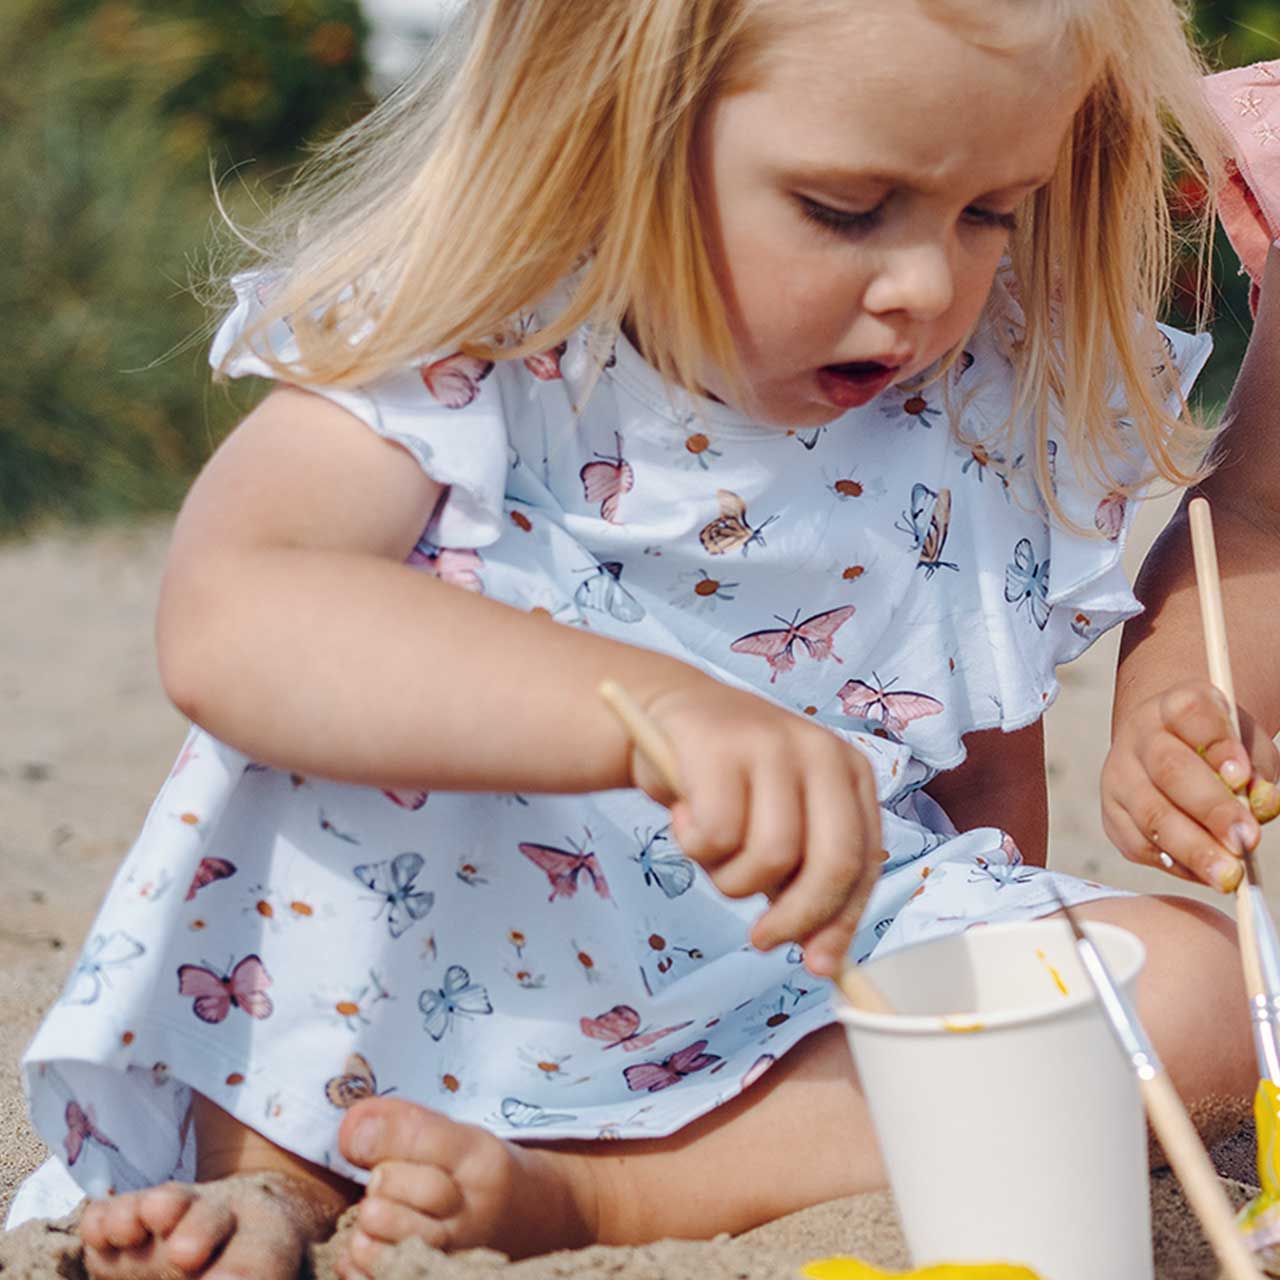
[335,893,1253,1278]
[78,1093,358,1280]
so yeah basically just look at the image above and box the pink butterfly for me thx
[64,1100,118,1166]
[407,543,484,593]
[623,1039,721,1093]
[177,955,273,1023]
[420,353,494,409]
[837,674,943,734]
[523,341,567,381]
[168,738,199,780]
[730,606,855,683]
[1095,492,1126,542]
[381,788,430,811]
[579,432,634,523]
[518,840,611,902]
[580,1004,693,1052]
[184,857,236,902]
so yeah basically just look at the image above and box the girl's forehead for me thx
[723,1,1087,193]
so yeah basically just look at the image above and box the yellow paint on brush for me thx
[1235,1080,1280,1269]
[1035,948,1069,997]
[941,1016,985,1034]
[801,1259,1040,1279]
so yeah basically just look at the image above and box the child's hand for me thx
[1102,680,1280,890]
[628,682,882,979]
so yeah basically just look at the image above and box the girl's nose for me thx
[862,243,955,322]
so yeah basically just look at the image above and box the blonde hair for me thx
[218,0,1226,522]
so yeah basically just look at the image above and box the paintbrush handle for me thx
[1188,498,1268,1004]
[597,680,895,1015]
[1140,1069,1263,1280]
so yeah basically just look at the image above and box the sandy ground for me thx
[0,496,1266,1276]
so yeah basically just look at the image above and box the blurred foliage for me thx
[0,0,1278,537]
[0,0,370,536]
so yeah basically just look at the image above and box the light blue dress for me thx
[10,272,1211,1222]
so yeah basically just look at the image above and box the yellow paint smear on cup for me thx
[1035,947,1069,997]
[801,1259,1040,1279]
[941,1016,985,1034]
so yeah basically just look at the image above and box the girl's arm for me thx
[157,385,702,796]
[1103,243,1280,887]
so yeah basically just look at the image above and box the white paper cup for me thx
[837,919,1150,1280]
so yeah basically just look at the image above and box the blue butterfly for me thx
[499,1097,578,1128]
[353,852,434,938]
[1004,537,1051,630]
[632,827,695,900]
[574,561,645,623]
[894,483,957,577]
[418,964,493,1041]
[61,931,146,1005]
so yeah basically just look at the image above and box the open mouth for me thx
[816,361,901,409]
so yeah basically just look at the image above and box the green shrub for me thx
[0,0,370,536]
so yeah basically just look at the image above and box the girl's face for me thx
[693,2,1087,426]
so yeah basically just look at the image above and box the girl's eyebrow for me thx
[782,164,1055,197]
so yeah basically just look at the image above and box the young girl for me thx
[9,2,1258,1277]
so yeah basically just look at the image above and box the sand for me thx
[0,498,1272,1277]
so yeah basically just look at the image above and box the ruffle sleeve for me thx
[208,272,511,549]
[852,296,1213,773]
[1204,59,1280,311]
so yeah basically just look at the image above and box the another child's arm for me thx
[155,386,881,972]
[1103,244,1280,889]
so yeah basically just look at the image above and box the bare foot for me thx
[336,1097,598,1276]
[79,1171,333,1279]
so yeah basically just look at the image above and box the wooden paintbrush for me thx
[597,679,893,1013]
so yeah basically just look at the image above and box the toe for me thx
[347,1228,391,1277]
[367,1161,463,1221]
[165,1197,235,1272]
[137,1185,197,1239]
[340,1097,479,1171]
[100,1196,153,1252]
[357,1194,451,1249]
[79,1198,113,1250]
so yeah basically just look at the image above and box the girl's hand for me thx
[1101,680,1280,890]
[627,681,882,979]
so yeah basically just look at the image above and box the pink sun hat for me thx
[1204,59,1280,314]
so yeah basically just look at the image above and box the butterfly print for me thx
[524,341,567,381]
[318,809,360,844]
[632,827,695,899]
[419,352,494,409]
[580,1004,694,1052]
[794,427,826,450]
[836,674,944,735]
[742,1053,777,1089]
[381,787,429,810]
[730,605,855,683]
[499,1097,578,1128]
[580,432,634,523]
[353,851,434,938]
[185,857,236,901]
[699,489,778,556]
[419,964,493,1041]
[177,954,273,1023]
[895,483,957,576]
[63,932,146,1006]
[1095,492,1126,542]
[1005,538,1051,630]
[407,542,485,593]
[623,1039,721,1093]
[574,561,645,622]
[518,837,612,902]
[64,1100,119,1166]
[324,1052,395,1109]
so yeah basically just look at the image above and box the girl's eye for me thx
[964,206,1018,233]
[797,196,883,238]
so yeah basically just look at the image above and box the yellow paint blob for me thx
[1235,1080,1280,1268]
[801,1259,1040,1279]
[941,1017,986,1035]
[1035,948,1069,997]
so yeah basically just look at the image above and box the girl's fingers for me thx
[1133,730,1259,855]
[709,756,803,900]
[750,752,866,963]
[1240,710,1280,822]
[672,758,749,869]
[1102,802,1200,883]
[1159,681,1254,793]
[1107,773,1242,890]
